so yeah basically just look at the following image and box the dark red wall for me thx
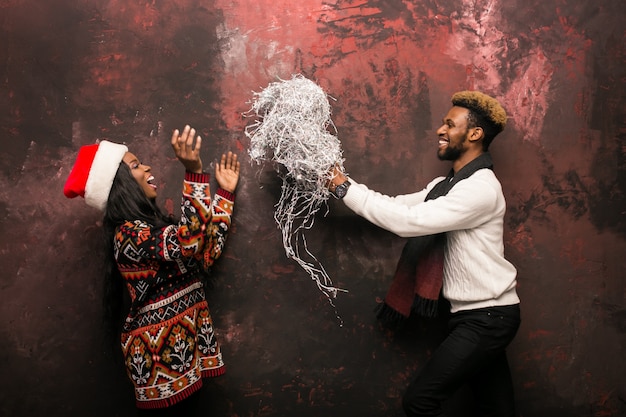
[0,1,624,416]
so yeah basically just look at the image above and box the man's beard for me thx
[437,128,469,161]
[437,139,465,161]
[438,147,461,161]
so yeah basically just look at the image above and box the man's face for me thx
[436,106,471,161]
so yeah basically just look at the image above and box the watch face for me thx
[334,182,350,198]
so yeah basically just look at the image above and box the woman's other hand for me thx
[215,152,240,193]
[171,125,203,174]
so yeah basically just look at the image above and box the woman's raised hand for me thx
[215,152,240,193]
[171,125,203,174]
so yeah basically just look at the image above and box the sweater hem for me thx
[202,365,226,378]
[135,378,203,409]
[448,291,520,313]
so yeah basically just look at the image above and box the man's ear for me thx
[469,126,484,142]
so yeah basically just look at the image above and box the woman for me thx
[64,125,240,410]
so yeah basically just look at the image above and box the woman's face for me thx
[122,152,157,200]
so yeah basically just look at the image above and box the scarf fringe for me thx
[411,295,439,318]
[375,296,439,328]
[374,301,407,327]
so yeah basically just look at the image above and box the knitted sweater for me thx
[342,169,519,313]
[114,172,234,409]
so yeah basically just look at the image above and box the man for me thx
[329,91,521,416]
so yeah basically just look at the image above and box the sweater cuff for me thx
[185,171,210,183]
[342,178,360,205]
[217,188,235,201]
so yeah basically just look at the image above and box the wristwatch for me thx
[331,180,351,199]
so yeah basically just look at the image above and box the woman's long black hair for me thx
[101,162,172,349]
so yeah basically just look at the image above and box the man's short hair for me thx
[451,91,507,135]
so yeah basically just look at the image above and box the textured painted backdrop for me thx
[0,0,624,416]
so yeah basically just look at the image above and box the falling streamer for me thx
[245,74,348,307]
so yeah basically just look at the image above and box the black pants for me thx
[402,304,521,417]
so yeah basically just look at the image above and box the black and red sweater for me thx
[114,172,234,409]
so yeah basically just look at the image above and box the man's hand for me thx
[328,165,348,192]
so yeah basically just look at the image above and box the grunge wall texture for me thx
[0,1,624,416]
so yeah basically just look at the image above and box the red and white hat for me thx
[64,140,128,211]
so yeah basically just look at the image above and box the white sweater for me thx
[342,169,519,313]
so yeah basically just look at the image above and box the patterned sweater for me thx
[113,172,234,409]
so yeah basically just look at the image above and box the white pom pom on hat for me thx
[64,140,128,211]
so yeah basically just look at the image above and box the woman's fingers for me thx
[172,125,202,153]
[171,125,188,151]
[183,127,196,149]
[170,128,179,147]
[220,151,238,171]
[215,151,240,192]
[192,134,202,154]
[171,125,203,173]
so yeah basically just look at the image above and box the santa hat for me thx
[64,140,128,211]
